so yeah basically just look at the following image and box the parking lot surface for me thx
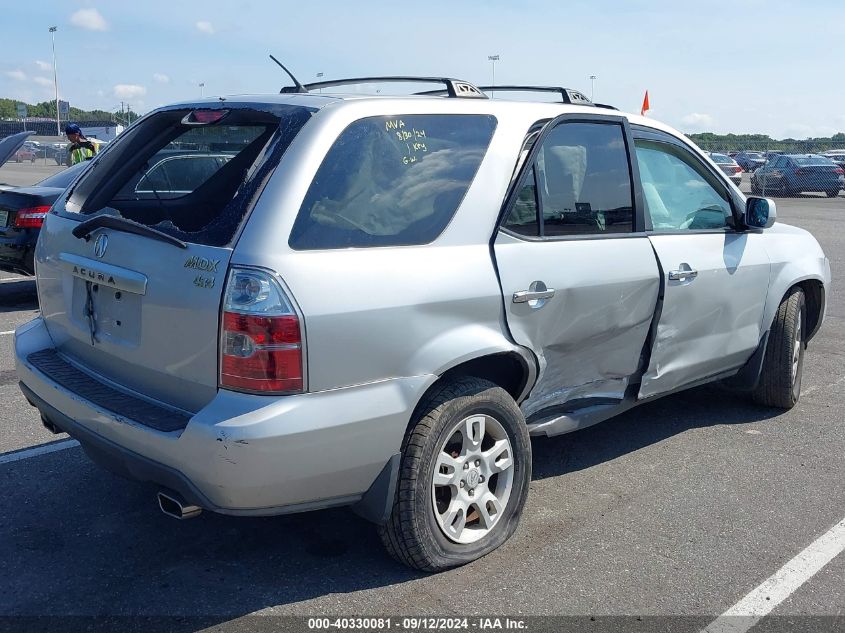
[0,166,842,628]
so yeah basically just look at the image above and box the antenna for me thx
[269,54,307,93]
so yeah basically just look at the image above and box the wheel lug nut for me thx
[479,475,485,483]
[463,463,469,470]
[475,459,480,467]
[468,489,474,497]
[459,481,465,488]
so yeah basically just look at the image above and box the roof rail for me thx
[282,76,487,99]
[475,86,595,106]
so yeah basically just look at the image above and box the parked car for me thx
[734,151,766,172]
[13,146,37,163]
[15,83,830,571]
[0,132,90,274]
[707,152,743,186]
[751,154,843,197]
[822,151,845,173]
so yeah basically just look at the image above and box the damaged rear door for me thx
[494,116,660,419]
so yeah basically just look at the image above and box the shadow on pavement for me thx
[531,384,782,480]
[0,383,782,623]
[0,278,37,313]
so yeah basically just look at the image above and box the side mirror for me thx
[744,197,777,229]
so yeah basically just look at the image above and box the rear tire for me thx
[379,377,531,572]
[753,287,805,409]
[826,190,840,198]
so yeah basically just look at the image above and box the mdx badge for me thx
[94,233,109,258]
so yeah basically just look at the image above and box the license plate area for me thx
[70,277,142,346]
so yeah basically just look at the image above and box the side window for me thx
[289,114,497,249]
[503,165,539,236]
[635,140,733,231]
[536,122,633,236]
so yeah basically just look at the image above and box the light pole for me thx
[49,26,60,136]
[589,75,596,101]
[199,82,205,97]
[488,55,500,98]
[316,72,324,93]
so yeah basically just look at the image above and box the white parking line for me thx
[0,439,79,465]
[0,330,15,336]
[702,517,845,633]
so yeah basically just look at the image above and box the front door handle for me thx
[513,281,555,304]
[668,268,698,281]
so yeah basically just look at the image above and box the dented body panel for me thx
[639,232,771,398]
[494,232,660,418]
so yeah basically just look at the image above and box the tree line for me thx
[0,98,140,124]
[688,132,845,152]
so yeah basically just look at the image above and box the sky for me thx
[1,0,844,139]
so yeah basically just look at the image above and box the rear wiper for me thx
[72,214,187,249]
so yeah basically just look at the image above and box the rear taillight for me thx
[794,169,804,176]
[733,166,742,174]
[835,168,844,175]
[13,205,51,229]
[220,268,304,394]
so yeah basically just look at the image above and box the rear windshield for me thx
[793,156,834,166]
[289,114,497,249]
[35,161,87,188]
[62,105,312,246]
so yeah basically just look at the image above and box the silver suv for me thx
[15,79,830,571]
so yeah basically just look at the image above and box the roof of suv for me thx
[163,92,686,142]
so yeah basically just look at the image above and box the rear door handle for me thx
[668,268,698,281]
[513,282,555,304]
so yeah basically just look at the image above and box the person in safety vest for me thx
[64,123,97,166]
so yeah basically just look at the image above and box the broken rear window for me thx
[61,105,313,246]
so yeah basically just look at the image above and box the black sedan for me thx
[0,132,87,275]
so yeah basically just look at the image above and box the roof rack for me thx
[282,76,488,99]
[476,86,594,105]
[418,85,619,110]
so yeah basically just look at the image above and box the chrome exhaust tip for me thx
[157,490,202,520]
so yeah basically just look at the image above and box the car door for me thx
[632,129,771,398]
[493,115,661,419]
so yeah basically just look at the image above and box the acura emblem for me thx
[94,234,108,258]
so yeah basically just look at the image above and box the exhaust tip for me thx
[157,491,202,520]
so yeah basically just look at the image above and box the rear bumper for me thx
[16,316,433,516]
[0,232,35,275]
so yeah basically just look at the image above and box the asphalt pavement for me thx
[0,165,842,630]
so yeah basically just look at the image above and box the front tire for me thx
[753,287,805,409]
[379,377,531,571]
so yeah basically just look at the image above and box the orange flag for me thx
[641,90,650,116]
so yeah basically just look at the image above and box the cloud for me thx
[70,8,109,31]
[681,112,715,131]
[153,73,170,84]
[113,84,147,99]
[6,70,27,81]
[33,76,53,87]
[195,20,215,35]
[34,60,52,71]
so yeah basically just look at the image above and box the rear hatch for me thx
[35,103,313,412]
